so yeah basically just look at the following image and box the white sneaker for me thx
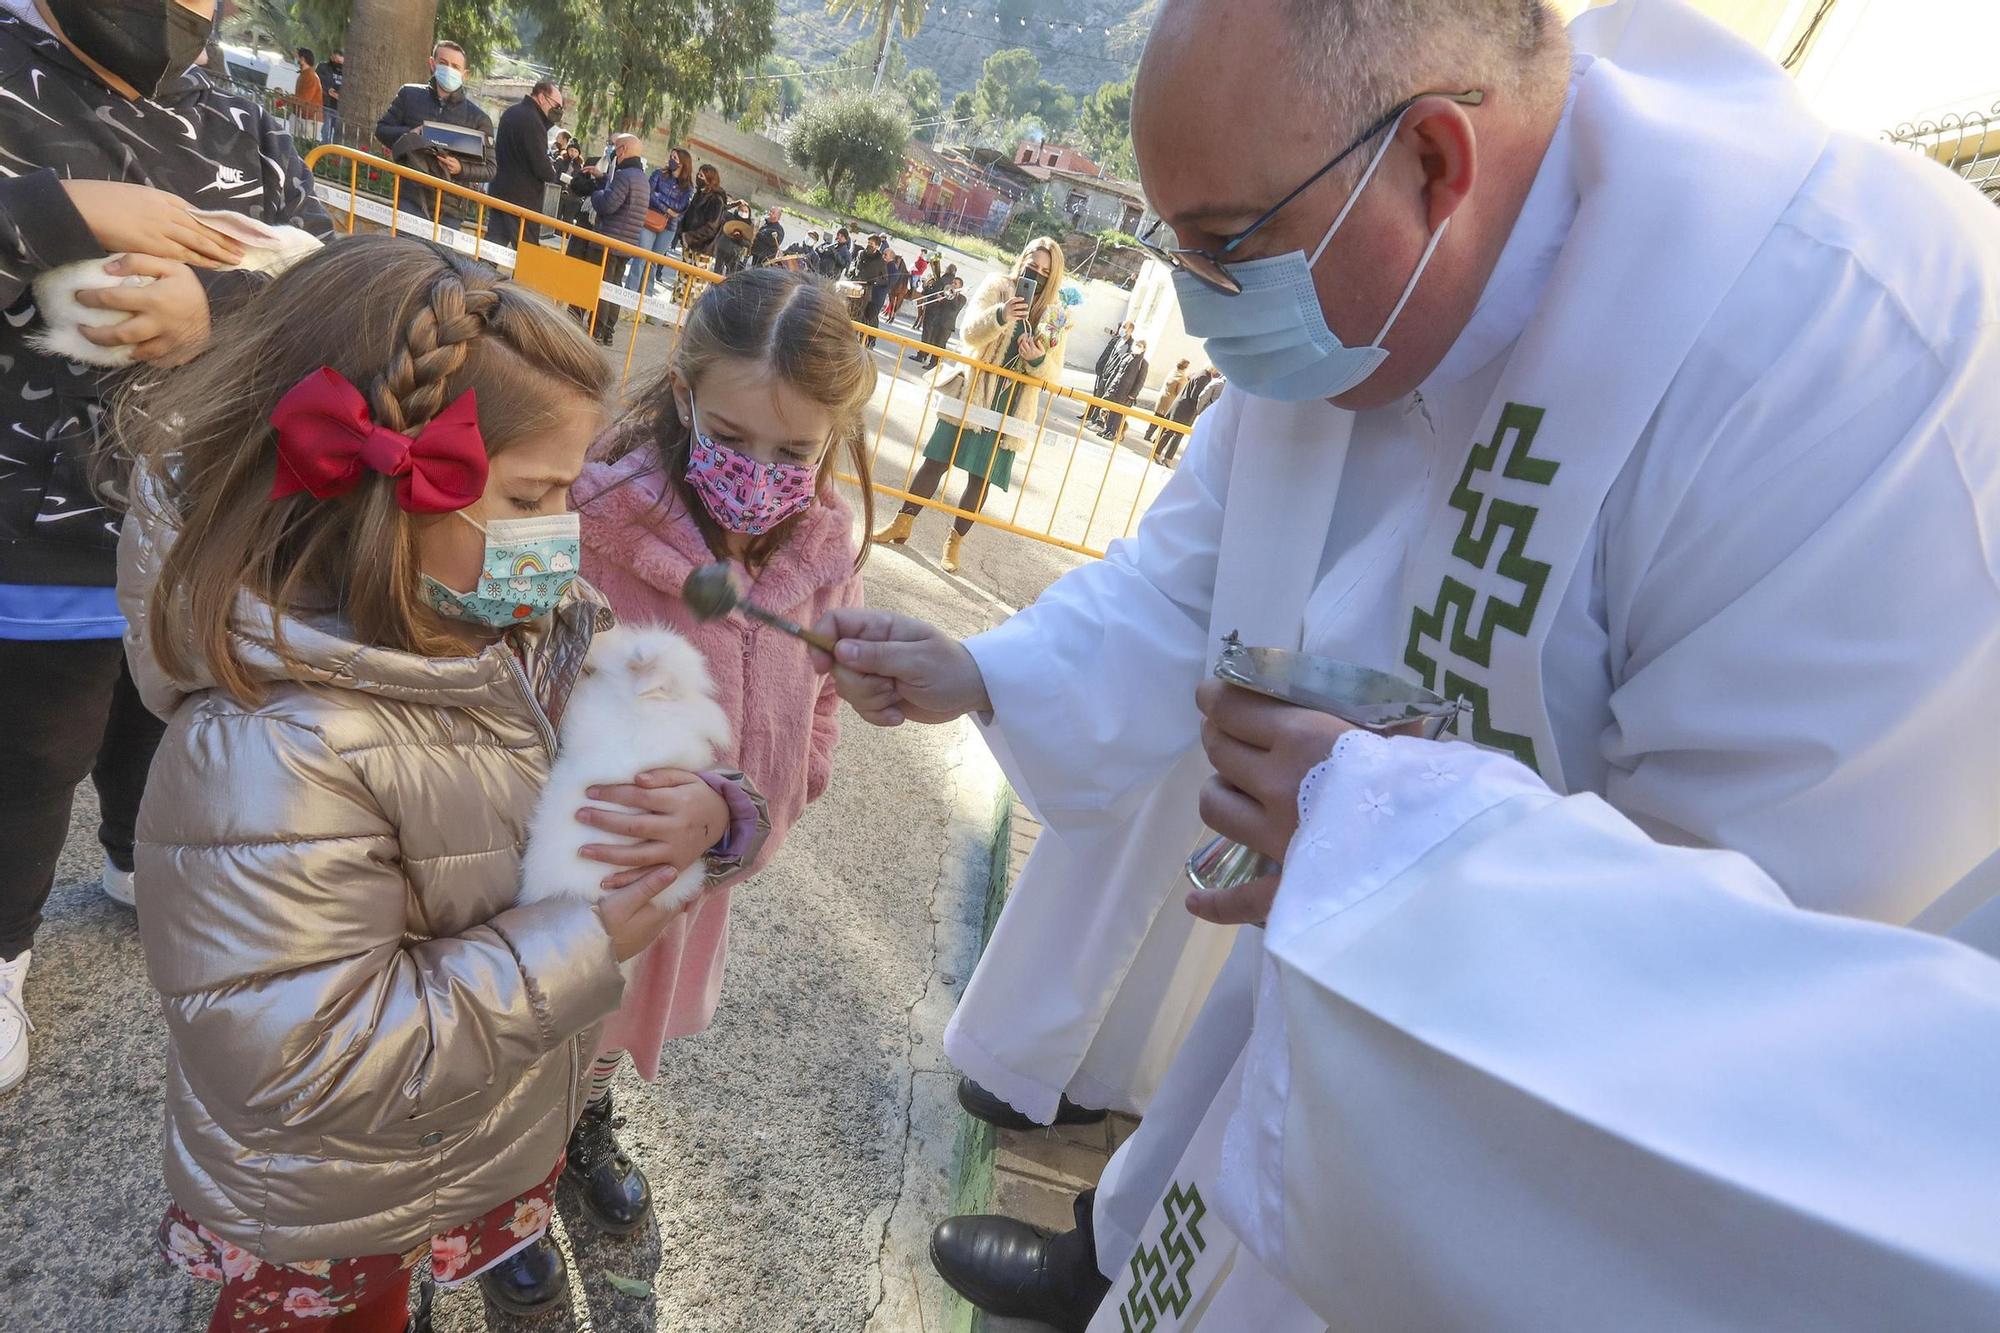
[101,861,136,909]
[0,950,31,1094]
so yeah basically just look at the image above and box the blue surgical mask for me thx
[421,510,580,629]
[433,63,464,94]
[1173,111,1450,403]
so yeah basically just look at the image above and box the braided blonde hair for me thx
[122,235,609,703]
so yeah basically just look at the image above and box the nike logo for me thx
[201,166,250,193]
[5,306,35,327]
[36,506,104,524]
[21,385,51,400]
[0,85,58,126]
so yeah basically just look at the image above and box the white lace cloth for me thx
[1217,732,1553,1279]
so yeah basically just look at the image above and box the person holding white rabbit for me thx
[0,0,333,1095]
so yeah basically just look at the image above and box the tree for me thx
[727,54,806,132]
[1076,78,1138,179]
[341,0,437,151]
[969,48,1074,145]
[530,0,778,145]
[825,0,924,95]
[787,92,910,203]
[835,35,905,92]
[904,67,942,140]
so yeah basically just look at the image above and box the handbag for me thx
[643,207,670,233]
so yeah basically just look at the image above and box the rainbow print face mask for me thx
[421,510,581,627]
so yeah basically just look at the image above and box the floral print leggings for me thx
[159,1160,562,1331]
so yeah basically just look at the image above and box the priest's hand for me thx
[1188,680,1356,926]
[810,608,991,726]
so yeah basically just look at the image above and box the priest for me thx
[815,0,2000,1326]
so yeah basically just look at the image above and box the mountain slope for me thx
[774,0,1156,101]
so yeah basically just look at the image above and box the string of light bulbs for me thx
[913,4,1139,38]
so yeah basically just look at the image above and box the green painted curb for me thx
[947,783,1016,1333]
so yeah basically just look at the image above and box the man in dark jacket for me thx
[1097,339,1150,441]
[913,275,967,368]
[316,50,342,139]
[817,227,854,278]
[847,235,890,338]
[1157,365,1217,465]
[374,39,494,220]
[487,80,562,251]
[1087,322,1135,427]
[750,206,785,267]
[0,0,334,1087]
[584,134,647,345]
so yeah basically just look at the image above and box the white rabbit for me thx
[519,624,734,965]
[28,208,324,369]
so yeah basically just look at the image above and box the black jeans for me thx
[0,638,165,959]
[595,254,630,341]
[1156,417,1195,464]
[486,210,539,251]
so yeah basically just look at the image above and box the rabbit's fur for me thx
[29,209,323,368]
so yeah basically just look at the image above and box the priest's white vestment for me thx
[962,1,2000,1320]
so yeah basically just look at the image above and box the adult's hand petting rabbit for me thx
[60,179,249,269]
[32,201,323,368]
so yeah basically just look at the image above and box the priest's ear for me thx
[1404,95,1479,235]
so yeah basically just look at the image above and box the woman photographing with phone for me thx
[873,238,1067,574]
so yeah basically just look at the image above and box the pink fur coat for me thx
[575,446,860,1076]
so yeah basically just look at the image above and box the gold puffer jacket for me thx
[118,494,626,1263]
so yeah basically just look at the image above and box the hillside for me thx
[774,0,1157,101]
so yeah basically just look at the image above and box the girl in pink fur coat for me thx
[566,268,878,1233]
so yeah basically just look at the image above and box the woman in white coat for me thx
[872,238,1067,573]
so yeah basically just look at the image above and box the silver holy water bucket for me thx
[1185,633,1469,896]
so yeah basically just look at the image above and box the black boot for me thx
[958,1076,1108,1133]
[476,1233,569,1316]
[565,1093,653,1235]
[930,1190,1109,1333]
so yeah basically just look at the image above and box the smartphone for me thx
[1014,273,1040,306]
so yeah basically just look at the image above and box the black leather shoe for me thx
[476,1233,569,1315]
[958,1076,1109,1133]
[929,1213,1110,1333]
[565,1093,653,1235]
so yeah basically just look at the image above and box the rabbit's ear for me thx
[187,209,292,249]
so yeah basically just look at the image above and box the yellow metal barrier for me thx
[302,145,1194,558]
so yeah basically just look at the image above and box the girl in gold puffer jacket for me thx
[115,237,737,1331]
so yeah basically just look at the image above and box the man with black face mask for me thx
[374,38,495,220]
[488,79,564,250]
[0,0,332,1097]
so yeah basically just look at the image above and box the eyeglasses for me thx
[1138,88,1484,296]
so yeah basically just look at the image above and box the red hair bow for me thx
[269,367,488,514]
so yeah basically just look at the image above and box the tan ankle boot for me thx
[872,512,916,545]
[942,531,965,574]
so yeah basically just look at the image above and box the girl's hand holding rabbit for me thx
[72,254,211,365]
[579,768,729,890]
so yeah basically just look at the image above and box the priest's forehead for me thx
[1135,0,1556,234]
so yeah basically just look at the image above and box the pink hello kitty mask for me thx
[684,394,821,535]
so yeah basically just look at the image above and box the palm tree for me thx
[343,0,439,151]
[826,0,925,95]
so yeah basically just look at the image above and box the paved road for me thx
[0,548,1013,1333]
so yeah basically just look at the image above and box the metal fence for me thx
[1886,101,2000,204]
[301,145,1193,558]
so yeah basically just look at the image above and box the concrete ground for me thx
[0,540,1064,1332]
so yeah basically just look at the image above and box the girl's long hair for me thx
[1014,236,1066,328]
[116,236,609,704]
[665,149,694,189]
[610,267,877,572]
